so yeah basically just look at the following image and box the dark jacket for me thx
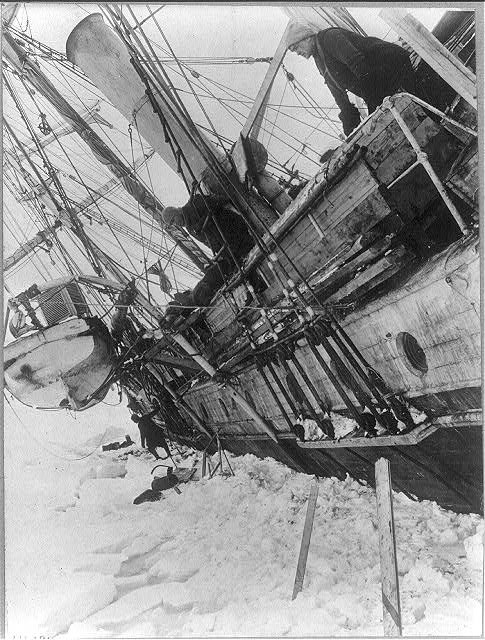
[136,408,168,449]
[181,194,255,262]
[313,28,413,130]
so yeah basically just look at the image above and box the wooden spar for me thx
[379,9,476,109]
[3,307,11,342]
[292,476,319,600]
[375,458,402,636]
[241,23,291,140]
[2,3,20,26]
[150,355,203,373]
[172,333,279,442]
[21,100,110,158]
[3,225,61,273]
[2,29,209,271]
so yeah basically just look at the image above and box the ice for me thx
[5,403,483,637]
[95,461,128,479]
[84,582,193,627]
[38,572,117,636]
[75,553,126,575]
[464,523,483,570]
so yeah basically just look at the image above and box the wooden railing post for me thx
[375,458,402,636]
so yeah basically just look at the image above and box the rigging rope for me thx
[4,392,109,462]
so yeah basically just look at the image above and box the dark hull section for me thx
[217,423,482,514]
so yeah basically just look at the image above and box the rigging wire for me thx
[20,82,143,279]
[143,5,230,157]
[4,391,109,462]
[4,72,105,277]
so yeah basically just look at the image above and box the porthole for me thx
[396,332,428,376]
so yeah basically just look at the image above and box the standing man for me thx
[287,23,416,135]
[131,402,172,461]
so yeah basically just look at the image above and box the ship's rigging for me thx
[3,4,481,513]
[4,6,349,297]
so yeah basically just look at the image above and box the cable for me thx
[4,392,108,462]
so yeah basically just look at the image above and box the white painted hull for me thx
[4,318,115,410]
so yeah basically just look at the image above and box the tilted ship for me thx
[3,6,481,513]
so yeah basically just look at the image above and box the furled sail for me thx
[66,13,228,187]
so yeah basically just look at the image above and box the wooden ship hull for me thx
[3,8,481,514]
[138,94,480,514]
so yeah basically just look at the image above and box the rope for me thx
[4,392,108,462]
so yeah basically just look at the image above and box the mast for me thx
[21,100,113,159]
[2,28,210,272]
[3,225,61,272]
[240,7,366,145]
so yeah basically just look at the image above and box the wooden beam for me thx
[292,476,319,600]
[375,458,402,637]
[241,23,291,139]
[297,422,437,448]
[151,355,203,373]
[379,8,476,108]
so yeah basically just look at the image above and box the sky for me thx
[3,3,455,440]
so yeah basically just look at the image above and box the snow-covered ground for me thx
[5,400,483,637]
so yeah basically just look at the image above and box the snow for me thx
[5,401,483,637]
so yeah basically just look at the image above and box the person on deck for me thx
[161,193,257,315]
[131,404,172,461]
[287,23,416,136]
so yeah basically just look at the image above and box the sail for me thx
[66,13,228,187]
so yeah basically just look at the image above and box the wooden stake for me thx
[201,451,207,478]
[217,435,223,475]
[292,476,319,600]
[375,458,402,637]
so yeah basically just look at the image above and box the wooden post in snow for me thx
[379,8,477,109]
[201,451,207,478]
[292,476,319,600]
[375,458,402,636]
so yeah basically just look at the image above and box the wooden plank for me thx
[375,458,402,637]
[292,476,320,600]
[326,248,414,305]
[379,9,476,108]
[297,422,438,449]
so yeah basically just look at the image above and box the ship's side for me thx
[107,12,481,514]
[147,90,480,514]
[3,8,481,513]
